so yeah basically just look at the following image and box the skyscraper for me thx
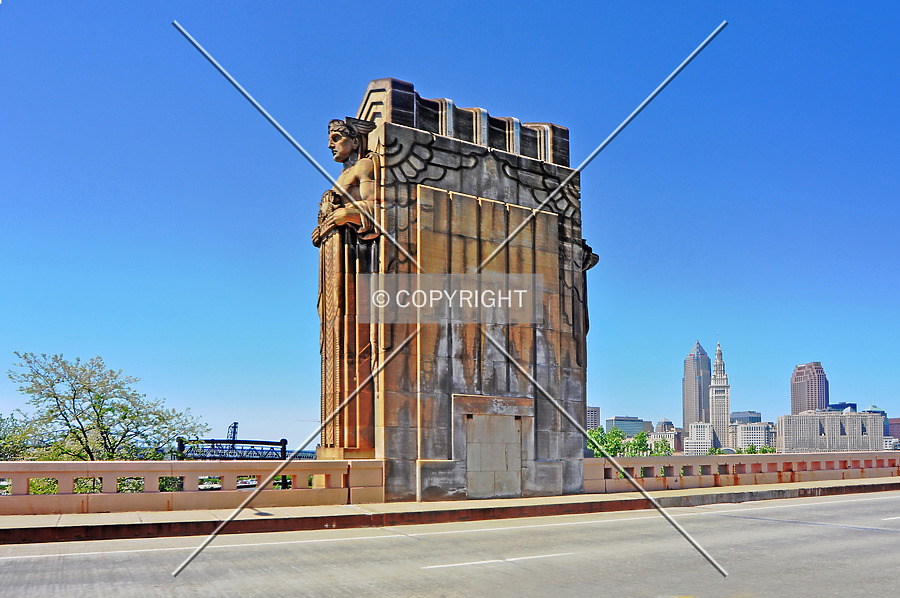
[682,340,711,428]
[709,342,731,448]
[791,362,829,415]
[586,406,600,430]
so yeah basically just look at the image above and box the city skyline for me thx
[595,343,881,432]
[2,3,899,441]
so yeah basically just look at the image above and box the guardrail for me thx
[584,451,900,493]
[0,460,384,516]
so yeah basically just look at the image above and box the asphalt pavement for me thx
[2,490,899,597]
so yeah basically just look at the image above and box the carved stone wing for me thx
[382,128,488,190]
[496,154,581,223]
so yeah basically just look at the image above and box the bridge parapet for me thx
[0,459,384,516]
[585,451,900,492]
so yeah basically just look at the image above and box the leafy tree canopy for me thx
[650,438,673,456]
[7,352,209,461]
[628,431,649,456]
[0,412,29,460]
[587,426,628,458]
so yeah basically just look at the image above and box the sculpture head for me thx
[328,117,376,164]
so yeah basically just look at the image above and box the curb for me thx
[3,479,899,545]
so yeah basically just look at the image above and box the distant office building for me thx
[656,418,675,433]
[709,343,731,448]
[649,431,677,451]
[605,416,648,437]
[683,341,711,428]
[884,437,899,451]
[642,421,654,433]
[826,402,857,413]
[734,422,774,451]
[766,422,777,449]
[791,362,829,414]
[586,406,600,430]
[731,410,762,424]
[727,424,737,451]
[861,405,890,436]
[683,422,714,456]
[888,418,900,439]
[777,410,884,453]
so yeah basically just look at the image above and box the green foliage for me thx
[604,427,626,457]
[0,412,30,460]
[759,445,776,454]
[626,431,649,457]
[74,477,102,493]
[650,439,673,456]
[117,477,144,493]
[7,352,209,461]
[744,444,758,454]
[585,427,605,457]
[706,447,724,455]
[586,426,627,458]
[159,476,184,492]
[29,477,59,495]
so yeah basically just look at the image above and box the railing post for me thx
[280,438,288,489]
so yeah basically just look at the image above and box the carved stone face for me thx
[329,129,358,163]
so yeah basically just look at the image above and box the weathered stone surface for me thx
[418,426,451,460]
[522,460,563,497]
[417,460,467,501]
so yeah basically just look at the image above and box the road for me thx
[2,491,899,597]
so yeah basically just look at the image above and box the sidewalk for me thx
[2,476,898,545]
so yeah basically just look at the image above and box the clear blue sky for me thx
[2,2,898,442]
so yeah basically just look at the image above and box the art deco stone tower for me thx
[709,342,730,448]
[314,78,596,501]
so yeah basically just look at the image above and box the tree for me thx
[706,447,724,455]
[759,445,776,454]
[627,431,649,456]
[586,427,626,458]
[744,444,758,454]
[0,412,29,460]
[586,427,605,457]
[650,439,673,456]
[7,352,209,460]
[602,427,626,457]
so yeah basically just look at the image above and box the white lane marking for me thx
[506,551,575,562]
[0,533,406,561]
[422,558,503,569]
[403,513,679,537]
[3,491,899,562]
[701,493,900,516]
[422,552,574,569]
[881,516,900,521]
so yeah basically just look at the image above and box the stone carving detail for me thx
[314,116,379,459]
[381,127,581,224]
[383,130,486,189]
